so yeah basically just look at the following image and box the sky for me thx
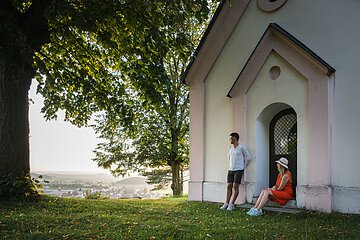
[29,81,109,174]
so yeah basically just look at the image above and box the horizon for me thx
[31,170,142,177]
[31,170,114,175]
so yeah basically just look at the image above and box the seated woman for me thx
[247,157,293,216]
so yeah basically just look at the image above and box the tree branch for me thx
[21,0,53,51]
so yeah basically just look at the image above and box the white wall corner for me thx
[305,185,333,213]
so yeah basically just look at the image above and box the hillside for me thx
[31,171,118,183]
[115,176,148,185]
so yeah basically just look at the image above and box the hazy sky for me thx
[29,81,108,173]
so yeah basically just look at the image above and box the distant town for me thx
[31,171,185,199]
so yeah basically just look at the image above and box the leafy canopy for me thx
[91,1,217,180]
[34,0,211,128]
[1,0,218,197]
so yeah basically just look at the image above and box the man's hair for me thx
[230,132,239,141]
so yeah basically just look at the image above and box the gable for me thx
[227,23,335,98]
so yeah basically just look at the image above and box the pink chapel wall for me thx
[228,30,333,212]
[186,0,338,212]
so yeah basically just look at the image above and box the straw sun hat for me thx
[275,157,289,169]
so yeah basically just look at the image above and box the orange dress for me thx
[270,171,293,205]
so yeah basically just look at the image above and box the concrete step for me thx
[239,203,302,214]
[252,197,297,208]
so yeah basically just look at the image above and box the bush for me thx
[84,190,108,200]
[0,173,46,200]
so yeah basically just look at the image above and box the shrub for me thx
[0,173,47,200]
[84,190,108,200]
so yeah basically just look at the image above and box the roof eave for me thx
[181,0,226,85]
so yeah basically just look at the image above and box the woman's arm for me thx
[277,174,289,191]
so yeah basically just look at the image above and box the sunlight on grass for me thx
[0,196,359,239]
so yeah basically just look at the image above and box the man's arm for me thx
[243,146,252,168]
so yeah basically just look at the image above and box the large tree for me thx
[90,1,216,196]
[92,49,191,196]
[0,0,213,199]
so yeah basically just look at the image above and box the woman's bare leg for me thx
[254,190,266,208]
[257,189,274,210]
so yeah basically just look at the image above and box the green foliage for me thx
[0,173,47,200]
[0,196,359,239]
[90,1,219,196]
[142,168,173,191]
[1,0,220,198]
[32,0,213,127]
[9,0,32,13]
[83,190,109,200]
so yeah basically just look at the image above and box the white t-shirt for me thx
[228,144,252,171]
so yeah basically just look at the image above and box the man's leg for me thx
[230,170,243,204]
[230,183,240,204]
[220,171,234,210]
[226,182,238,211]
[227,170,244,211]
[220,183,233,210]
[226,182,233,203]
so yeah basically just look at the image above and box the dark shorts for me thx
[227,170,244,184]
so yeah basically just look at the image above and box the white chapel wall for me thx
[232,0,360,191]
[246,52,308,206]
[201,0,360,210]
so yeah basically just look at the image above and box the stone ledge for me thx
[240,203,302,214]
[252,197,297,208]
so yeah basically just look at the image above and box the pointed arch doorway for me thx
[269,108,297,198]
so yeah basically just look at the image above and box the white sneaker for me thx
[250,208,263,216]
[226,204,235,211]
[220,203,228,210]
[247,207,255,215]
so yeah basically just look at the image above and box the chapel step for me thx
[252,197,297,208]
[239,203,302,214]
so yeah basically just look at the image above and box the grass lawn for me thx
[0,196,359,239]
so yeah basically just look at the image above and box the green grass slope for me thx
[0,196,359,239]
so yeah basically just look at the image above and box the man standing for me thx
[220,132,252,211]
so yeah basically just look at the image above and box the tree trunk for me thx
[170,161,182,197]
[180,165,184,193]
[0,56,32,181]
[0,0,49,199]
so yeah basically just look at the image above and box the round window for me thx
[269,66,281,80]
[258,0,287,12]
